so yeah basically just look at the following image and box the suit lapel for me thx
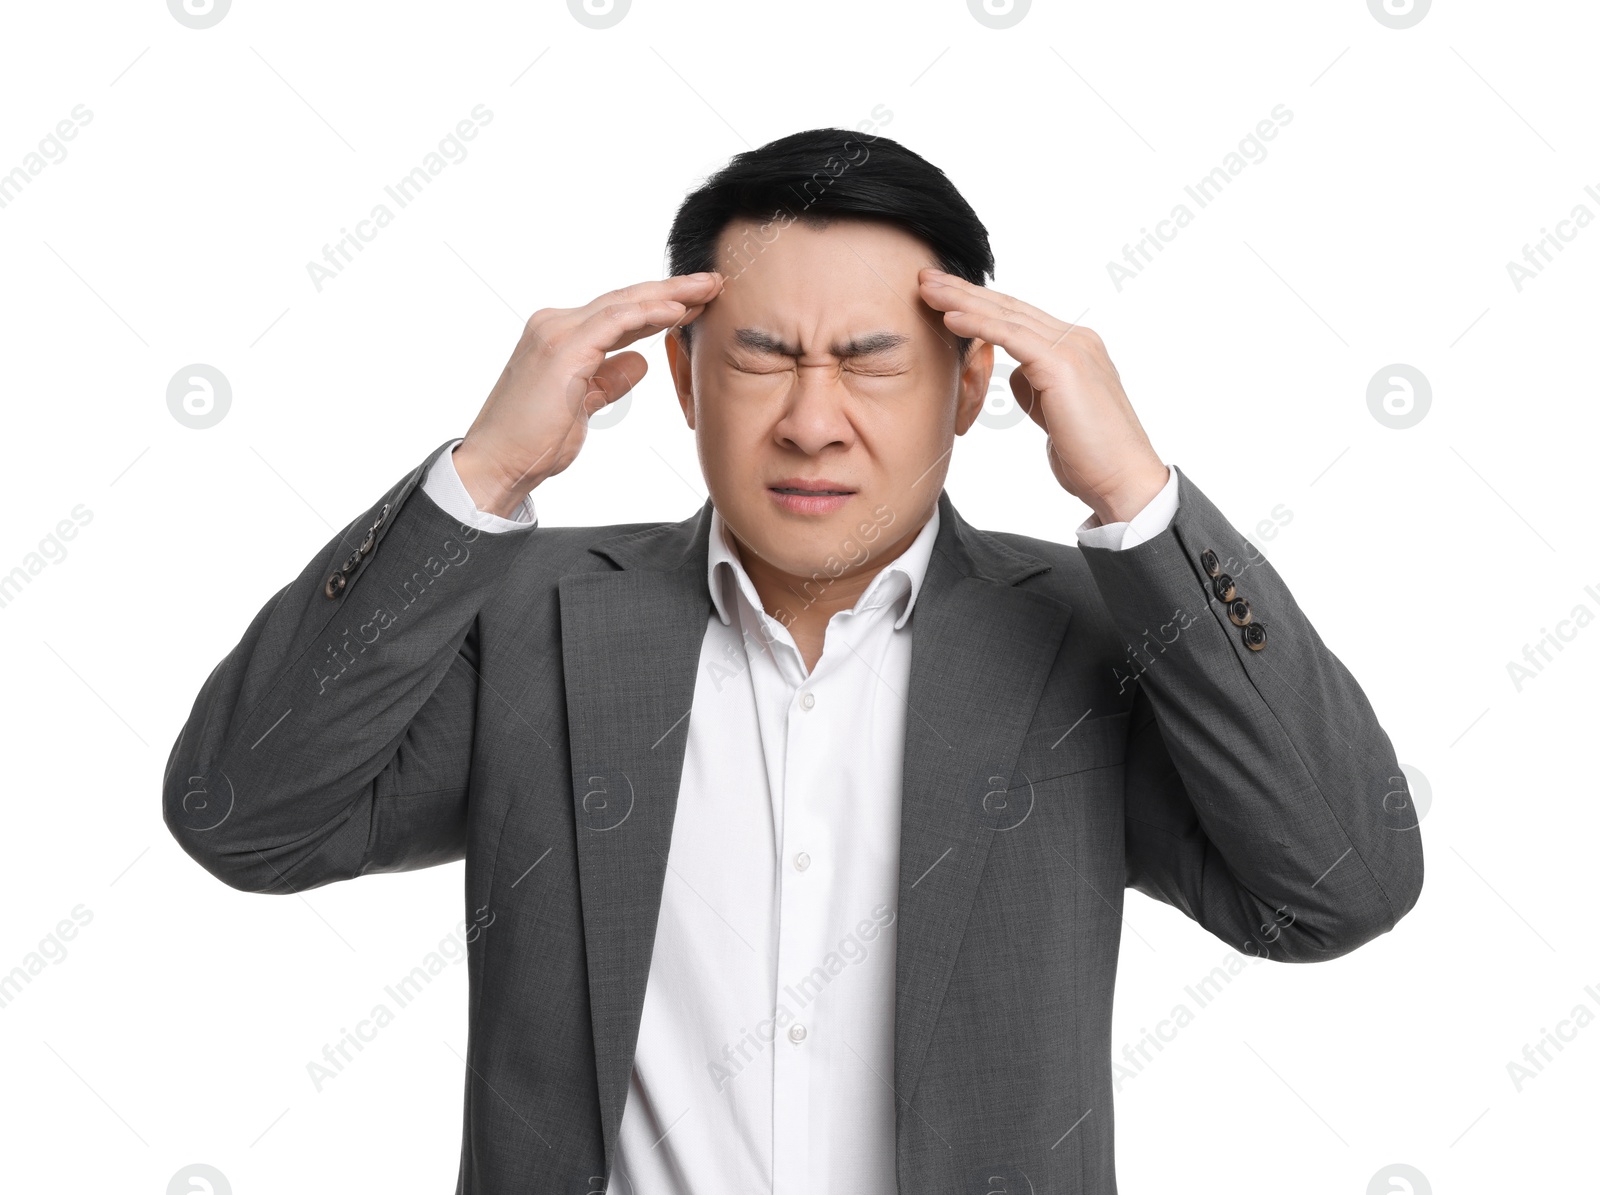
[558,501,717,1173]
[891,498,1072,1115]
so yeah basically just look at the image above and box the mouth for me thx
[767,480,857,514]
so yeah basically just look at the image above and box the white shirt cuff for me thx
[1074,465,1177,550]
[422,438,538,533]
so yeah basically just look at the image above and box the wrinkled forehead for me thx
[698,216,947,350]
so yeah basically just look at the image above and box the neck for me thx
[723,510,932,666]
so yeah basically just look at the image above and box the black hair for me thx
[665,127,994,363]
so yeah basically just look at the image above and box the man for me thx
[163,128,1424,1193]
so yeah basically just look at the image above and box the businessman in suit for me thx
[163,129,1424,1193]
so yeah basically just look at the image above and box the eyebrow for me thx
[732,328,911,358]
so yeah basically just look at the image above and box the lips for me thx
[766,480,857,515]
[768,479,856,495]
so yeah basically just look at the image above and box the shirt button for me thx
[800,691,815,710]
[794,851,811,872]
[788,1023,807,1044]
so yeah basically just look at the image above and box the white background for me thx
[1,1,1595,1191]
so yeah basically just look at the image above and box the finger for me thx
[672,302,710,328]
[584,273,724,316]
[919,281,1061,345]
[918,270,1072,338]
[571,299,696,356]
[937,308,1064,373]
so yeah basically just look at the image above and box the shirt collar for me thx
[707,501,941,633]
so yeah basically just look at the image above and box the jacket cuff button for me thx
[1212,573,1236,603]
[1242,622,1267,651]
[323,572,347,600]
[1200,548,1221,577]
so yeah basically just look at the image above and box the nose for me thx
[772,364,857,455]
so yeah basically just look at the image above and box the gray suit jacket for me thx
[163,438,1423,1193]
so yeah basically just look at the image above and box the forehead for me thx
[709,215,940,325]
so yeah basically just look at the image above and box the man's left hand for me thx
[918,268,1169,526]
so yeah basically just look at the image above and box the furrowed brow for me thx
[732,328,911,358]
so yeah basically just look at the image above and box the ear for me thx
[952,338,995,436]
[664,327,696,430]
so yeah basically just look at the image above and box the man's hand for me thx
[453,272,724,517]
[918,268,1168,526]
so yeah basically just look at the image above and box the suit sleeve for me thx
[161,438,537,894]
[1077,465,1424,961]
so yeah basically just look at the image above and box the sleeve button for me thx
[1227,598,1253,626]
[1200,548,1221,577]
[1212,573,1237,603]
[323,572,347,600]
[1242,623,1267,651]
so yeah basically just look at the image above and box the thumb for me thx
[582,351,648,416]
[1009,368,1047,430]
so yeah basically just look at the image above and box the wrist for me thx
[452,440,538,519]
[1088,460,1169,526]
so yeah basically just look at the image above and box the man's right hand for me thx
[452,272,724,517]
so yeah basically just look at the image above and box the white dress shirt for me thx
[422,441,1178,1192]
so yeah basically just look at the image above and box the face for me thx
[665,216,993,598]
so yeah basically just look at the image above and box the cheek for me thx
[688,385,764,465]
